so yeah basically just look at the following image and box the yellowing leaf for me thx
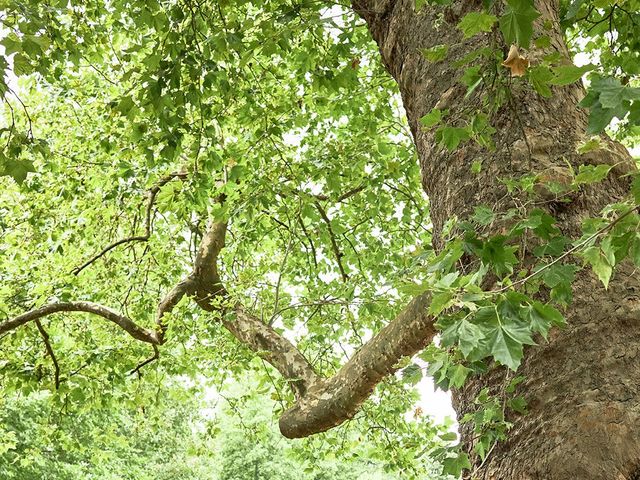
[502,45,529,77]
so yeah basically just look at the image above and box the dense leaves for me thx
[1,0,640,478]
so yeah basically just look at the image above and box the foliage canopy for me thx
[1,0,639,477]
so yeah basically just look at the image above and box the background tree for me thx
[1,0,639,478]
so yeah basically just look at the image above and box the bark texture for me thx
[353,0,640,478]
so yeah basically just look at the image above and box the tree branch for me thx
[0,302,161,345]
[312,184,366,202]
[314,200,349,282]
[183,218,437,437]
[34,319,61,389]
[278,291,434,438]
[129,344,160,376]
[72,172,187,275]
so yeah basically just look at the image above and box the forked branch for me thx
[72,172,187,275]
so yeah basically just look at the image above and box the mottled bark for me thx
[353,0,640,478]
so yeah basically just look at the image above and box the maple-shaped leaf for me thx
[502,45,529,77]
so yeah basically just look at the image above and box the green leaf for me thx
[507,396,528,413]
[442,451,472,477]
[440,432,458,442]
[472,205,495,225]
[420,44,449,62]
[429,291,454,315]
[549,64,594,85]
[0,156,35,184]
[629,234,640,267]
[581,245,613,289]
[565,0,586,20]
[420,108,442,129]
[401,363,423,385]
[499,0,541,48]
[450,364,472,388]
[458,12,498,38]
[577,137,604,154]
[527,301,565,340]
[12,53,33,76]
[502,321,536,346]
[528,65,553,97]
[436,126,471,151]
[488,327,523,370]
[479,236,519,277]
[542,263,578,288]
[573,164,612,185]
[631,175,640,204]
[457,319,486,357]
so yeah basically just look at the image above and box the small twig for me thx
[309,184,366,202]
[463,440,498,480]
[269,235,295,326]
[73,172,187,275]
[34,319,61,389]
[129,344,159,377]
[314,201,349,282]
[492,204,640,294]
[298,216,318,269]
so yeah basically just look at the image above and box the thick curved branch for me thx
[187,219,436,438]
[278,291,434,438]
[0,302,161,345]
[72,172,187,275]
[222,307,320,399]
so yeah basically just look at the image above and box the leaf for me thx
[420,108,442,129]
[507,396,528,413]
[597,78,640,109]
[631,175,640,204]
[429,291,454,315]
[527,301,565,340]
[577,137,603,154]
[0,156,35,184]
[450,364,472,388]
[457,319,486,357]
[502,321,536,346]
[564,0,586,20]
[420,44,448,62]
[502,45,530,77]
[479,236,519,277]
[458,12,498,38]
[440,432,458,442]
[581,245,613,289]
[488,327,523,370]
[542,263,578,289]
[549,64,594,85]
[12,53,33,76]
[585,100,627,134]
[442,451,472,477]
[436,126,471,151]
[402,363,423,385]
[629,234,640,267]
[528,65,553,97]
[472,205,495,225]
[499,0,541,48]
[573,164,612,185]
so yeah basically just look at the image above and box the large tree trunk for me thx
[353,0,640,478]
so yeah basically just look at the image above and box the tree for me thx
[1,0,639,479]
[0,377,408,479]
